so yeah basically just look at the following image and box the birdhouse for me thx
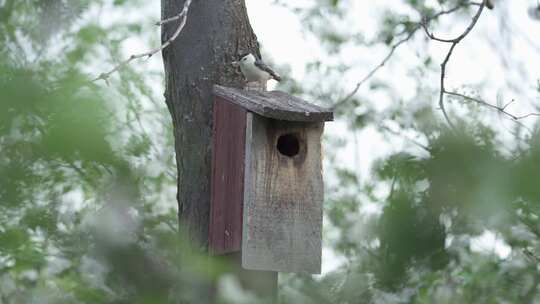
[209,85,333,274]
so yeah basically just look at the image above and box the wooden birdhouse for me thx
[209,85,333,274]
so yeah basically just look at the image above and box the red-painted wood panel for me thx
[209,96,247,254]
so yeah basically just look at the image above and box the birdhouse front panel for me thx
[242,113,324,274]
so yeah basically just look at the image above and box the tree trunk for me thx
[161,0,258,249]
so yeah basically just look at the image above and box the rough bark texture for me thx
[161,0,259,249]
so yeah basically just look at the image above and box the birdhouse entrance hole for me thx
[277,133,300,157]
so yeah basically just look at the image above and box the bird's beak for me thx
[231,61,240,67]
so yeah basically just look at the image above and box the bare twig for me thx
[447,91,540,120]
[335,29,418,108]
[335,1,478,108]
[501,99,515,111]
[422,0,487,129]
[155,9,187,26]
[438,42,460,129]
[92,0,193,83]
[380,124,431,153]
[423,0,540,128]
[422,0,486,43]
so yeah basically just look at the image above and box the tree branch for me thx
[335,1,478,108]
[423,0,540,128]
[438,42,460,129]
[335,29,417,108]
[155,8,187,26]
[422,0,487,129]
[92,0,193,83]
[446,91,540,120]
[380,124,431,153]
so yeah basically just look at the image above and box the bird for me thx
[485,0,494,9]
[234,53,281,90]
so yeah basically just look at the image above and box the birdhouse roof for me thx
[213,85,334,122]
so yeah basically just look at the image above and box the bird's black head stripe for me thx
[238,52,251,59]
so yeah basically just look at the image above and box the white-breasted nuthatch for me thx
[233,53,281,89]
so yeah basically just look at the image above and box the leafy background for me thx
[1,0,540,303]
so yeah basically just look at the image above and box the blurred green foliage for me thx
[0,1,217,303]
[1,0,540,303]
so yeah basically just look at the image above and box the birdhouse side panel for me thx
[242,113,324,274]
[209,97,247,255]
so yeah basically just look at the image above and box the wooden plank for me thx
[242,113,324,274]
[209,97,247,255]
[213,85,334,122]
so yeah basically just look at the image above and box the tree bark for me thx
[160,0,258,249]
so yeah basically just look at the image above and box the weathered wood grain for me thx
[213,85,334,122]
[242,113,324,274]
[209,97,247,255]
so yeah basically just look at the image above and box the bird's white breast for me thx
[240,63,271,82]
